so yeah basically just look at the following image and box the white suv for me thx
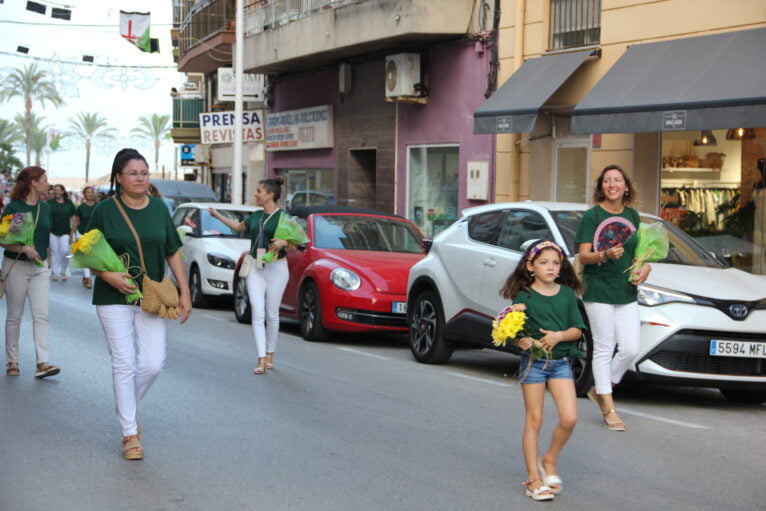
[406,202,766,403]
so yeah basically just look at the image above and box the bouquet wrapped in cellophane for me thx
[492,305,551,381]
[70,229,142,304]
[263,213,310,263]
[626,221,669,281]
[0,212,44,266]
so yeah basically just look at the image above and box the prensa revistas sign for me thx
[199,110,264,145]
[266,105,333,151]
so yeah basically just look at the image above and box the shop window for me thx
[553,141,589,203]
[408,145,459,238]
[660,128,766,275]
[282,169,334,210]
[550,0,601,50]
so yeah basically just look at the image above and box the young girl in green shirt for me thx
[500,240,585,501]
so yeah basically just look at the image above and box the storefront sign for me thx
[496,116,512,132]
[217,68,264,102]
[199,110,264,145]
[266,105,333,151]
[180,144,196,166]
[662,110,687,131]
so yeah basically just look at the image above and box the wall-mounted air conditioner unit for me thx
[385,53,420,97]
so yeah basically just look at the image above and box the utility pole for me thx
[232,0,244,205]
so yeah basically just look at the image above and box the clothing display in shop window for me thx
[753,189,765,274]
[661,187,737,229]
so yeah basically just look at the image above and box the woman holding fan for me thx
[574,164,651,431]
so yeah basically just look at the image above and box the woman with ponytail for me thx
[87,148,192,460]
[1,166,60,378]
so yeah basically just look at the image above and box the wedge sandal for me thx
[122,434,144,460]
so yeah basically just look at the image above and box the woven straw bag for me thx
[113,197,180,320]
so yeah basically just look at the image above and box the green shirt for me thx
[1,199,51,261]
[74,202,98,235]
[514,285,587,359]
[574,205,640,304]
[47,199,76,236]
[244,208,284,256]
[88,196,182,305]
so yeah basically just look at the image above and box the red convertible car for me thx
[233,206,428,340]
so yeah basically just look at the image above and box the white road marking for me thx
[335,347,390,360]
[199,313,228,322]
[619,407,709,429]
[447,371,513,388]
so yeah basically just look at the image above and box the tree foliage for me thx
[67,112,117,183]
[131,114,171,176]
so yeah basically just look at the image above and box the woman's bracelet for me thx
[600,250,607,262]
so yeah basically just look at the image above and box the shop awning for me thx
[473,49,595,134]
[572,27,766,134]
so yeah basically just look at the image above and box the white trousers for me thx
[584,301,641,395]
[72,232,90,278]
[49,234,70,276]
[96,305,166,436]
[3,259,50,365]
[246,258,289,358]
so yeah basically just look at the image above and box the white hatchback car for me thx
[172,202,259,307]
[407,202,766,403]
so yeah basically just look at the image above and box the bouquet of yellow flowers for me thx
[262,213,310,263]
[491,306,549,360]
[0,212,44,266]
[70,229,142,304]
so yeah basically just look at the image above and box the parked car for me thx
[172,202,259,307]
[406,201,766,403]
[233,206,428,341]
[152,179,217,209]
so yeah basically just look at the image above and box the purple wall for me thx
[396,40,495,214]
[268,68,338,173]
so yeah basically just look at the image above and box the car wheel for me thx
[570,328,594,397]
[233,273,251,324]
[189,266,209,308]
[719,388,766,404]
[408,290,453,364]
[300,282,328,341]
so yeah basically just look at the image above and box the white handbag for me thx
[238,254,253,278]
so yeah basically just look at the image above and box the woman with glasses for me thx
[88,148,192,460]
[47,184,76,281]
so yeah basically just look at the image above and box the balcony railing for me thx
[245,0,357,34]
[178,0,235,56]
[173,98,204,129]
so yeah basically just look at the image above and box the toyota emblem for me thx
[729,304,748,318]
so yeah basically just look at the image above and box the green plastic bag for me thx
[262,213,309,263]
[627,222,669,280]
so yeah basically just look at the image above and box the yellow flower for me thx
[0,217,10,236]
[71,229,101,254]
[491,310,527,347]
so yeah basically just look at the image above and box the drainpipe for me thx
[511,0,525,201]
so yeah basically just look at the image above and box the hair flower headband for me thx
[527,240,564,262]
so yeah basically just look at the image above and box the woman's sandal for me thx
[603,408,626,431]
[523,479,554,501]
[538,458,563,494]
[122,434,144,460]
[6,363,20,376]
[265,353,274,370]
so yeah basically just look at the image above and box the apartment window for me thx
[550,0,601,50]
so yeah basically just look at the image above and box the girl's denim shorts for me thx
[518,353,573,384]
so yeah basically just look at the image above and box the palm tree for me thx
[14,111,48,166]
[0,119,22,147]
[67,112,117,183]
[131,114,171,178]
[30,128,49,167]
[0,64,64,165]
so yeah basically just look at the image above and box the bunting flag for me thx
[119,10,158,53]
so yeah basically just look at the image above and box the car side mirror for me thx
[519,238,540,252]
[423,238,433,254]
[178,225,194,237]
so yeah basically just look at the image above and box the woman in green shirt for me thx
[574,164,652,432]
[1,166,60,378]
[72,185,98,289]
[89,148,192,460]
[47,184,76,281]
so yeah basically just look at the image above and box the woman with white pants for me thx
[72,185,98,288]
[575,165,652,431]
[1,166,60,378]
[88,149,191,460]
[47,184,75,281]
[209,176,291,374]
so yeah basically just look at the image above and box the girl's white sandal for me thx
[538,458,563,494]
[523,479,554,501]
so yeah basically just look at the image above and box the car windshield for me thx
[200,209,251,238]
[312,215,423,253]
[551,210,723,268]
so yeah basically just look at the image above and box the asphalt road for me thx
[1,272,764,511]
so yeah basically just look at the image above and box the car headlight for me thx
[330,268,361,291]
[637,284,696,307]
[207,253,236,270]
